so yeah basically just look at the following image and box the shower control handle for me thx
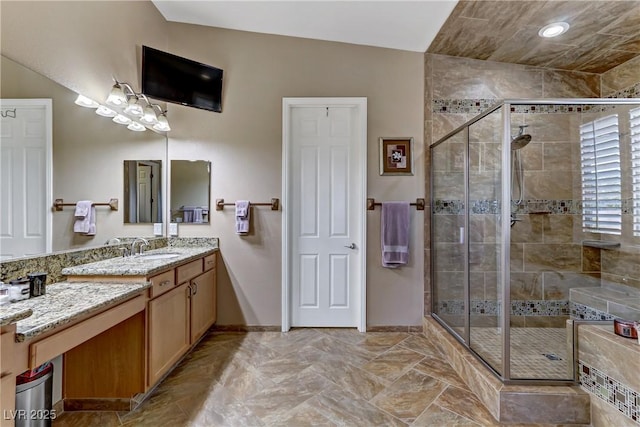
[344,243,356,250]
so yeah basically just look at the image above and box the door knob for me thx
[344,243,356,249]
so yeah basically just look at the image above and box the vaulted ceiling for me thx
[153,1,640,74]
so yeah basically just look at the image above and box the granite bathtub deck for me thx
[61,247,217,277]
[9,281,150,342]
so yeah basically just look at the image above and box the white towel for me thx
[235,200,250,234]
[74,200,91,218]
[193,207,204,223]
[73,201,93,234]
[85,205,96,236]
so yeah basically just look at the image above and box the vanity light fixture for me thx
[95,105,117,118]
[139,97,160,125]
[127,121,146,132]
[538,22,570,38]
[74,79,170,132]
[112,114,132,125]
[153,112,171,132]
[74,95,99,108]
[124,95,144,117]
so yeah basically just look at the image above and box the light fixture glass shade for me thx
[538,22,570,38]
[140,105,159,125]
[152,114,171,132]
[74,94,99,108]
[112,114,132,125]
[124,96,144,117]
[127,121,146,132]
[106,83,127,106]
[95,105,117,117]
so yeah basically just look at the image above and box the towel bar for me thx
[215,198,280,211]
[53,198,119,211]
[367,198,425,211]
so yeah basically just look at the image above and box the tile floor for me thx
[53,328,559,426]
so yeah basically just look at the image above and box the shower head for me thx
[511,134,532,150]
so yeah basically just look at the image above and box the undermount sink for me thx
[137,253,181,260]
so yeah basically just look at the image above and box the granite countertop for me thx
[0,306,33,327]
[61,247,218,277]
[8,281,151,342]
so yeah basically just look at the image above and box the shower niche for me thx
[430,99,640,383]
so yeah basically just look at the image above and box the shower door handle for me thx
[344,243,356,250]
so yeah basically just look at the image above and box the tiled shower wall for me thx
[600,55,640,293]
[425,53,640,319]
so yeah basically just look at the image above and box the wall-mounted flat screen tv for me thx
[142,45,223,113]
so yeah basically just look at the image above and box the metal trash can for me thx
[15,362,53,427]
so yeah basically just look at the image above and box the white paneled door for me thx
[0,100,52,260]
[283,99,367,330]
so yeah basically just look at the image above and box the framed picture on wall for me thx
[379,137,414,175]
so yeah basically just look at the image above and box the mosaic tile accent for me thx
[432,199,465,215]
[437,299,570,316]
[433,199,582,215]
[432,99,498,114]
[579,361,640,424]
[432,99,614,115]
[608,82,640,99]
[571,302,616,321]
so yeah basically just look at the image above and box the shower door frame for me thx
[430,98,640,385]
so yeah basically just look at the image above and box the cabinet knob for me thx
[192,282,198,295]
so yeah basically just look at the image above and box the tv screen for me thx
[142,46,223,113]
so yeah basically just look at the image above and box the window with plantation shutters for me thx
[580,114,622,235]
[631,107,640,236]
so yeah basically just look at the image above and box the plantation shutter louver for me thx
[631,107,640,236]
[580,114,622,235]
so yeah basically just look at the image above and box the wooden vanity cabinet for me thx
[190,268,216,342]
[147,252,217,387]
[147,281,191,386]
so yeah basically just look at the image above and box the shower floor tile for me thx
[470,327,571,379]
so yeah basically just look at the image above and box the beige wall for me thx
[167,24,425,327]
[1,1,426,327]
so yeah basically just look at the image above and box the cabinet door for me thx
[190,268,216,343]
[148,282,190,386]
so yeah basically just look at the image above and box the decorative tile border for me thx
[432,99,614,115]
[579,361,640,424]
[437,299,570,316]
[432,199,582,215]
[571,302,616,321]
[608,81,640,99]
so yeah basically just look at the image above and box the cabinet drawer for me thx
[1,330,14,376]
[176,259,203,284]
[149,269,175,299]
[203,253,216,271]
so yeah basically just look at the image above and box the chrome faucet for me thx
[131,237,150,256]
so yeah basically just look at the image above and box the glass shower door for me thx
[431,129,467,339]
[467,108,504,375]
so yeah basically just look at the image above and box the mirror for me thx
[170,160,211,224]
[0,55,167,256]
[123,160,163,223]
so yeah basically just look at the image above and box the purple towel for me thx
[381,202,410,268]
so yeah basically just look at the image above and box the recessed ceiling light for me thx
[538,22,570,38]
